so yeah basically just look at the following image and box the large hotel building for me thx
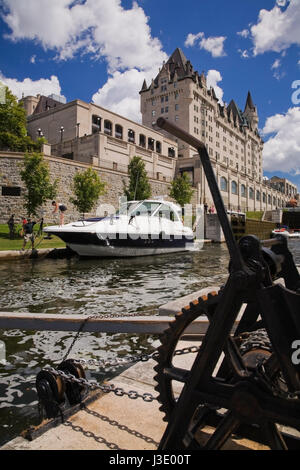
[14,48,297,214]
[140,48,297,211]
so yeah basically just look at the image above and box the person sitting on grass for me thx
[21,219,36,251]
[52,201,67,226]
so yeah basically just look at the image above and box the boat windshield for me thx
[115,202,140,216]
[130,201,162,217]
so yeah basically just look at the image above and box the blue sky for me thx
[1,0,300,189]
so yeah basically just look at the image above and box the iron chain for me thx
[44,344,201,404]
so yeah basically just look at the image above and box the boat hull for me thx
[69,242,194,257]
[46,230,194,257]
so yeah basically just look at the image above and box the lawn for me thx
[246,211,264,221]
[0,223,65,251]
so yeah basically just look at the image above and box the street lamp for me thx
[60,126,64,143]
[37,128,42,137]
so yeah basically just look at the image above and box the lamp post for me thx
[60,126,64,143]
[37,128,42,137]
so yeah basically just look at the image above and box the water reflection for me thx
[0,240,299,446]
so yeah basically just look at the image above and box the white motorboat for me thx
[272,228,300,239]
[44,199,195,257]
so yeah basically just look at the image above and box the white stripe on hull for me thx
[68,243,194,257]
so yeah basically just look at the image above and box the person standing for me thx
[21,219,36,250]
[7,214,15,239]
[52,201,67,226]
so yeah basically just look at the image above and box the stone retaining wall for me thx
[0,152,197,224]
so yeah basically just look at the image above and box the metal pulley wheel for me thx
[36,369,66,419]
[57,359,87,406]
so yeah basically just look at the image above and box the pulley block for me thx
[57,359,87,406]
[36,369,65,419]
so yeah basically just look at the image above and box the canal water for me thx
[0,240,299,446]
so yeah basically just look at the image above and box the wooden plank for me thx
[0,312,211,335]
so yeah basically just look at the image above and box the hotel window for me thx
[156,141,161,153]
[220,177,228,192]
[115,124,123,139]
[256,190,261,201]
[249,187,254,199]
[263,193,266,203]
[241,184,246,197]
[231,181,238,195]
[139,134,146,148]
[175,115,179,121]
[161,97,164,103]
[152,110,156,117]
[92,115,101,133]
[161,108,164,114]
[104,119,112,136]
[165,106,168,113]
[148,137,154,151]
[128,129,135,143]
[168,147,176,158]
[175,104,179,111]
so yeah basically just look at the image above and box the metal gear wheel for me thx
[153,290,220,422]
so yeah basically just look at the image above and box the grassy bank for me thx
[0,223,65,251]
[246,211,264,221]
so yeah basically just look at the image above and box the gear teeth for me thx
[153,290,220,422]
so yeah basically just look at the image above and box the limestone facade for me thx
[24,98,177,183]
[140,48,296,211]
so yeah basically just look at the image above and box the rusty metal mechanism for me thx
[36,359,87,420]
[155,117,300,450]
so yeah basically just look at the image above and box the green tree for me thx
[124,156,151,201]
[70,167,106,218]
[20,152,58,217]
[169,172,194,206]
[0,84,42,152]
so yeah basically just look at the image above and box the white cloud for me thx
[237,29,249,38]
[184,31,226,58]
[251,0,300,55]
[0,72,64,100]
[271,59,281,69]
[92,69,151,123]
[200,35,226,58]
[206,70,224,104]
[184,32,204,48]
[1,0,167,121]
[1,0,167,72]
[238,49,249,59]
[262,107,300,173]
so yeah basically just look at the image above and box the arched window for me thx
[168,147,175,158]
[104,120,112,136]
[156,141,161,153]
[92,115,101,133]
[139,134,146,148]
[263,192,266,203]
[115,124,123,139]
[249,187,254,199]
[148,137,154,151]
[268,194,271,204]
[241,184,246,198]
[220,177,228,192]
[231,180,238,195]
[128,129,135,143]
[256,190,260,201]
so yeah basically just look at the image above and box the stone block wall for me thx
[0,152,188,224]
